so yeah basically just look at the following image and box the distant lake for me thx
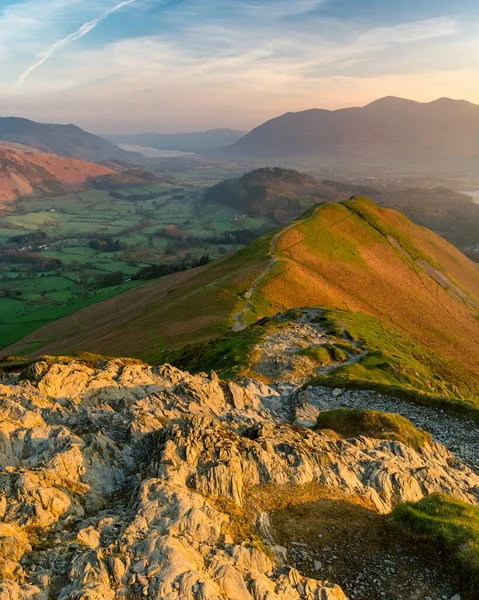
[118,144,194,158]
[466,190,479,204]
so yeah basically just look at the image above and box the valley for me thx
[0,182,274,349]
[2,105,479,600]
[3,0,479,595]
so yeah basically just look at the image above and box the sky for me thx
[0,0,479,134]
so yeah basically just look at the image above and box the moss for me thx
[323,343,349,362]
[392,493,479,597]
[315,408,432,450]
[23,526,56,552]
[208,496,273,558]
[296,346,331,366]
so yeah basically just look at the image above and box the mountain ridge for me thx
[6,197,479,401]
[0,117,136,162]
[226,96,479,163]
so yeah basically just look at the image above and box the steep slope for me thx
[106,128,247,153]
[232,198,479,368]
[6,198,479,396]
[227,96,479,163]
[0,144,115,206]
[0,117,135,162]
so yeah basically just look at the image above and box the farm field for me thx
[0,182,275,351]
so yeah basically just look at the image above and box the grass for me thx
[392,493,479,597]
[305,308,479,420]
[0,183,276,352]
[296,345,332,365]
[296,343,350,365]
[315,408,432,450]
[208,495,272,557]
[156,322,265,378]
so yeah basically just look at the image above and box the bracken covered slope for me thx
[240,198,479,372]
[0,145,115,206]
[8,198,479,382]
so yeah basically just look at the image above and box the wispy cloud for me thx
[0,0,476,132]
[10,0,137,92]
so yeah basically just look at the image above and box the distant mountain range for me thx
[0,117,134,163]
[106,128,247,154]
[0,144,114,206]
[226,97,479,164]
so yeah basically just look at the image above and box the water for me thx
[463,190,479,204]
[118,144,194,158]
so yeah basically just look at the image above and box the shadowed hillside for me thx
[226,97,479,165]
[0,117,135,162]
[203,167,343,223]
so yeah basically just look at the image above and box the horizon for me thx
[1,94,477,137]
[1,0,479,134]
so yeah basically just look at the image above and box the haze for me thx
[1,0,479,133]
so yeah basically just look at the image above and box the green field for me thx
[0,183,275,351]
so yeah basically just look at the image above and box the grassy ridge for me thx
[6,198,479,392]
[313,309,479,399]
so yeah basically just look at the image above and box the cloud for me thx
[9,0,137,92]
[0,0,475,132]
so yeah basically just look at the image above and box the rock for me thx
[77,526,101,549]
[332,388,343,398]
[0,359,475,599]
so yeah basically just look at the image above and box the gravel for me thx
[303,386,479,473]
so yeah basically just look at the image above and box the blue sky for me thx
[0,0,478,133]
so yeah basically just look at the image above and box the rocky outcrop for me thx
[0,359,477,599]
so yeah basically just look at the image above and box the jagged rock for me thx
[0,360,477,598]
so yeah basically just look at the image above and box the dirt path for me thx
[231,211,319,331]
[271,496,457,600]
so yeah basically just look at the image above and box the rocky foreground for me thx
[0,359,476,600]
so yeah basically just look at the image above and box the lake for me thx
[118,144,194,158]
[466,191,479,204]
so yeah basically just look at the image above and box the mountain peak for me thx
[363,96,418,108]
[227,95,479,161]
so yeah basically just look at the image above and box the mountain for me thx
[106,128,248,154]
[0,117,136,162]
[203,167,343,223]
[226,97,479,164]
[6,197,479,406]
[203,168,479,249]
[0,144,115,206]
[3,198,479,600]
